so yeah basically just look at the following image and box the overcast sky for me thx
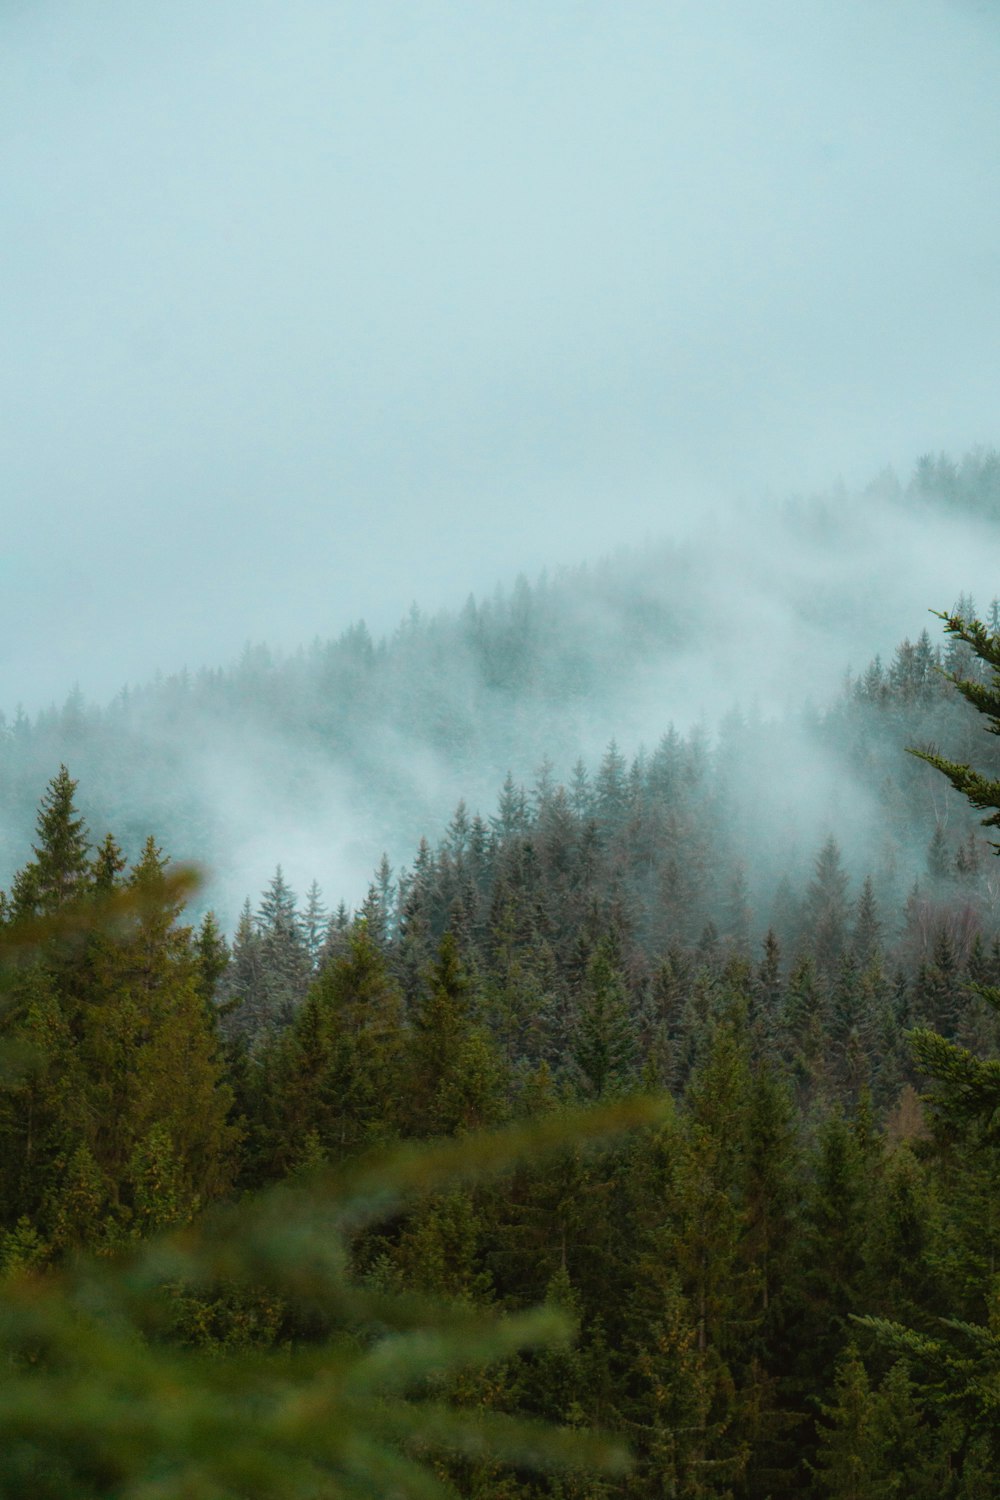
[3,0,1000,713]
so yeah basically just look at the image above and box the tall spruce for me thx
[10,765,91,918]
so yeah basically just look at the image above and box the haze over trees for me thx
[5,0,1000,1487]
[2,448,999,928]
[4,486,1000,1491]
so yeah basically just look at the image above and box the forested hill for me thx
[218,616,1000,1110]
[3,449,1000,1492]
[2,448,1000,922]
[4,615,1000,1493]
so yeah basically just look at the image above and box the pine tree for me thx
[0,798,237,1251]
[805,835,851,979]
[273,922,406,1163]
[256,866,312,1025]
[302,879,327,967]
[722,864,752,954]
[91,830,127,893]
[194,909,230,1008]
[409,932,509,1136]
[789,1114,873,1407]
[852,876,883,968]
[10,765,91,918]
[219,898,266,1039]
[754,928,783,1043]
[571,939,638,1099]
[856,605,1000,1494]
[811,1343,881,1498]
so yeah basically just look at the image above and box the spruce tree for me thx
[256,866,311,1026]
[805,835,851,979]
[271,922,405,1163]
[10,765,91,918]
[0,793,236,1251]
[571,939,638,1099]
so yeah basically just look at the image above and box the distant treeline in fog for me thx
[2,448,1000,926]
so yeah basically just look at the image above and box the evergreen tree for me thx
[805,835,851,979]
[302,879,327,967]
[10,765,91,918]
[854,604,1000,1495]
[571,939,638,1099]
[194,909,230,1008]
[852,876,883,968]
[0,799,237,1252]
[788,1114,873,1419]
[811,1343,881,1499]
[219,898,266,1039]
[256,866,311,1025]
[409,933,509,1136]
[271,922,405,1164]
[91,830,126,893]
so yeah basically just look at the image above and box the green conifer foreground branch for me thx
[0,879,669,1499]
[907,610,1000,840]
[0,1098,668,1499]
[854,607,1000,1481]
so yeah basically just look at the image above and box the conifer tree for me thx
[271,921,406,1164]
[10,765,91,918]
[0,794,236,1251]
[91,830,126,893]
[852,876,883,968]
[256,866,312,1024]
[194,908,230,1008]
[220,897,265,1039]
[811,1343,880,1498]
[302,878,327,967]
[856,607,1000,1491]
[805,835,851,979]
[571,939,638,1099]
[789,1114,872,1407]
[409,932,508,1136]
[753,928,783,1049]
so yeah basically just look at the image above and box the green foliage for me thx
[0,1095,669,1499]
[571,941,638,1100]
[0,780,675,1496]
[266,923,407,1167]
[850,606,1000,1488]
[812,1345,952,1499]
[14,589,1000,1497]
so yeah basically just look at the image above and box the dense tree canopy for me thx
[5,592,1000,1494]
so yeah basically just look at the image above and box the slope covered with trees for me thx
[2,448,999,925]
[5,596,1000,1494]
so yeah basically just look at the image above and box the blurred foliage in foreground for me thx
[0,1101,664,1499]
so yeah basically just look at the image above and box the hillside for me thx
[2,450,1000,927]
[4,604,1000,1494]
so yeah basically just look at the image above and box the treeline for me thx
[2,446,999,918]
[908,446,1000,522]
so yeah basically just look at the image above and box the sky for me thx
[3,0,1000,713]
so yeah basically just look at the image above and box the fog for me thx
[3,2,1000,929]
[1,468,997,929]
[3,0,1000,715]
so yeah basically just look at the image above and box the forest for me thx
[7,0,1000,1485]
[3,531,1000,1494]
[3,447,999,931]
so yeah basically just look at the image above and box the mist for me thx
[3,2,1000,927]
[0,462,995,933]
[4,1,1000,710]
